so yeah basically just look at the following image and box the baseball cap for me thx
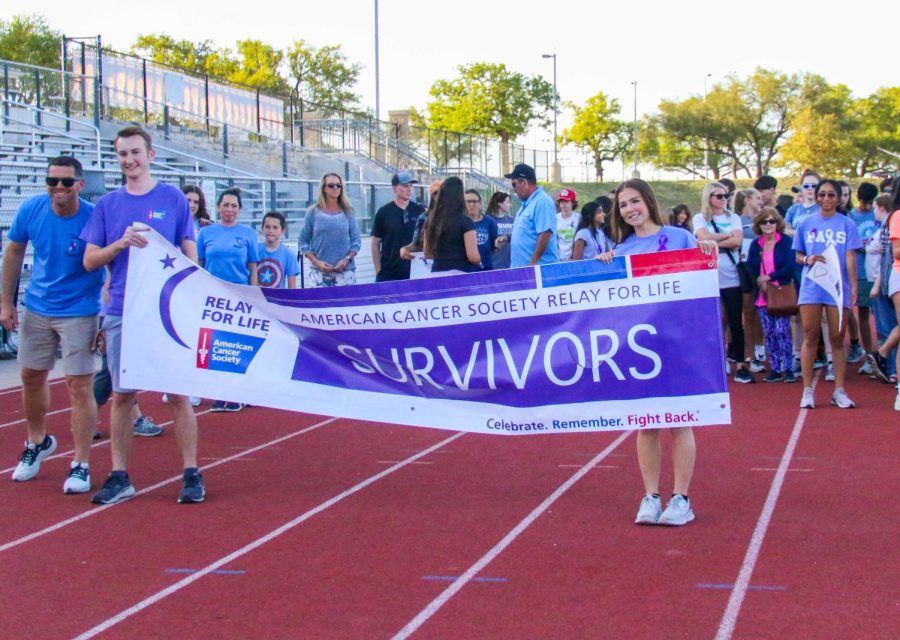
[557,188,577,202]
[503,163,537,182]
[392,171,418,186]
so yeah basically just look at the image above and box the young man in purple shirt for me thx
[81,126,204,505]
[2,156,104,493]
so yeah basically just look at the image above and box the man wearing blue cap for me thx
[371,172,425,281]
[505,164,559,267]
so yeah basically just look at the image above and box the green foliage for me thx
[229,40,289,93]
[0,14,61,68]
[420,62,555,143]
[854,87,900,175]
[285,40,361,114]
[559,92,631,181]
[132,34,220,75]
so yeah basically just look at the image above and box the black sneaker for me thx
[178,469,205,504]
[868,352,890,383]
[782,370,797,384]
[734,368,754,384]
[223,402,243,412]
[210,400,227,412]
[763,370,783,382]
[91,472,135,505]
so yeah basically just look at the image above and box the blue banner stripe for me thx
[539,258,629,288]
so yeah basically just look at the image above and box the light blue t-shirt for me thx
[574,227,609,260]
[792,213,862,307]
[257,243,300,289]
[80,182,194,316]
[785,202,820,230]
[8,195,104,317]
[614,226,697,256]
[848,209,878,275]
[511,186,559,267]
[197,223,260,284]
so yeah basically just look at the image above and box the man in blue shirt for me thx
[1,156,104,494]
[506,164,559,267]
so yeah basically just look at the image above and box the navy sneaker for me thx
[178,469,205,504]
[223,402,243,412]
[133,416,163,437]
[210,400,227,412]
[763,370,783,382]
[782,370,797,384]
[91,471,135,505]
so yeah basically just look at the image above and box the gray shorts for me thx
[101,315,137,394]
[18,310,98,375]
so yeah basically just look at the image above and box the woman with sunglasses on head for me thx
[299,173,361,287]
[596,179,715,527]
[693,182,754,384]
[792,179,862,409]
[784,169,821,236]
[746,208,797,383]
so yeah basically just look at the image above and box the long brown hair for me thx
[423,177,465,254]
[609,179,665,245]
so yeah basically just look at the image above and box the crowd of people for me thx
[2,125,898,527]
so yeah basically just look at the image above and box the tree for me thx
[778,81,860,175]
[0,14,61,68]
[850,87,900,175]
[559,91,630,181]
[416,62,555,170]
[131,34,221,76]
[229,40,289,93]
[285,40,361,115]
[655,68,802,178]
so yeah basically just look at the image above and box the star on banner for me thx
[160,254,177,269]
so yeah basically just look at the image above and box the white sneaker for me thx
[825,363,835,381]
[800,387,815,409]
[749,359,766,373]
[658,495,695,526]
[162,393,169,404]
[63,463,91,494]
[894,392,900,412]
[858,361,873,375]
[11,435,58,481]
[635,494,662,525]
[831,388,855,409]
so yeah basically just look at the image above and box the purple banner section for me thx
[286,297,725,408]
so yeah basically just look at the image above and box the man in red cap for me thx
[556,188,580,260]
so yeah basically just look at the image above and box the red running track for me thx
[0,371,897,639]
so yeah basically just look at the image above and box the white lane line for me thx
[0,409,215,475]
[71,430,466,640]
[0,377,66,397]
[0,417,338,554]
[392,430,632,640]
[714,377,818,640]
[0,390,147,430]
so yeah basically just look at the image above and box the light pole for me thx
[631,81,639,178]
[703,73,711,180]
[374,0,380,121]
[542,53,561,182]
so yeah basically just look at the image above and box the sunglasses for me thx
[46,177,78,187]
[711,193,728,200]
[817,192,838,198]
[760,219,777,225]
[325,183,343,189]
[802,183,818,189]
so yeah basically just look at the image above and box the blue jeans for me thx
[871,294,898,376]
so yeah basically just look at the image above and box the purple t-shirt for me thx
[613,226,697,256]
[792,213,862,307]
[80,182,194,315]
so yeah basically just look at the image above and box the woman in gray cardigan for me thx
[299,173,362,287]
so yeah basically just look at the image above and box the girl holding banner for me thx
[792,179,862,410]
[597,179,715,527]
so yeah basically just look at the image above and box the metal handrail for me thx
[1,99,101,165]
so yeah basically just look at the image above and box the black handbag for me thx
[710,218,753,293]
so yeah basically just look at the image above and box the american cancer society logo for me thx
[196,328,265,374]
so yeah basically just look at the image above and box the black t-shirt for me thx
[432,213,478,273]
[372,200,425,281]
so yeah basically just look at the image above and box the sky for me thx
[4,0,898,176]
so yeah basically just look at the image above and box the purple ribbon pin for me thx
[658,234,669,252]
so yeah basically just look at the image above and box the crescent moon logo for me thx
[158,266,199,348]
